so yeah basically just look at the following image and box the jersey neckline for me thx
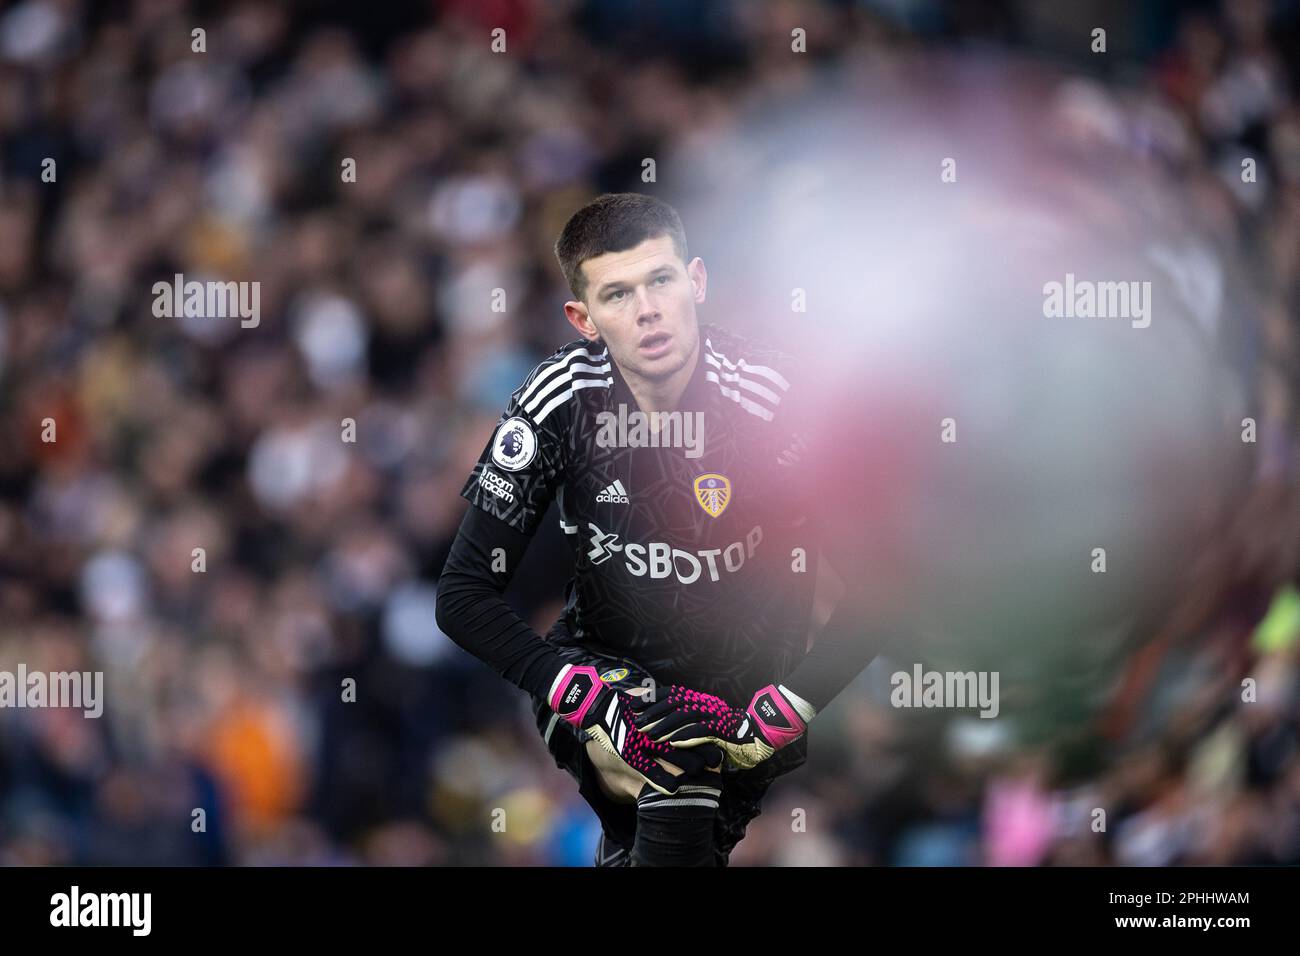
[603,323,716,417]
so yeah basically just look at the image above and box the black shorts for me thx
[530,622,808,867]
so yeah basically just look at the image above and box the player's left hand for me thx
[630,683,809,771]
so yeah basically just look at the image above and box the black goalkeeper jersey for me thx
[458,322,818,704]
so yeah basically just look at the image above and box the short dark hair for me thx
[554,192,689,302]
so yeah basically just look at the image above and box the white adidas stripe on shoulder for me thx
[523,362,611,417]
[704,338,791,391]
[702,352,783,404]
[703,337,793,420]
[517,345,612,424]
[534,376,611,423]
[518,346,610,409]
[705,371,776,420]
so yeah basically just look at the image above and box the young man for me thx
[436,193,885,866]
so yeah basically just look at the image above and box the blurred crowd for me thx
[0,0,1296,865]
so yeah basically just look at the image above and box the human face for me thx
[563,235,706,383]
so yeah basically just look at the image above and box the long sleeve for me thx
[779,578,901,712]
[440,351,579,700]
[435,503,571,701]
[769,373,902,711]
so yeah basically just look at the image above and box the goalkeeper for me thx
[436,193,889,866]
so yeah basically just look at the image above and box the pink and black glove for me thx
[548,665,723,794]
[630,683,813,771]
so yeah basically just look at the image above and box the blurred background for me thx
[0,0,1296,866]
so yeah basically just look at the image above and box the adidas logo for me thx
[596,479,629,504]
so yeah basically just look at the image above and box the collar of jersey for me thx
[605,328,713,416]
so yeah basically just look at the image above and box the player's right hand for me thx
[548,664,723,795]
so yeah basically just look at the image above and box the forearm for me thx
[781,583,898,713]
[435,574,570,699]
[435,506,569,700]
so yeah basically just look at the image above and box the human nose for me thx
[634,284,659,322]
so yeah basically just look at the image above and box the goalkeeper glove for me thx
[548,664,723,795]
[631,683,816,771]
